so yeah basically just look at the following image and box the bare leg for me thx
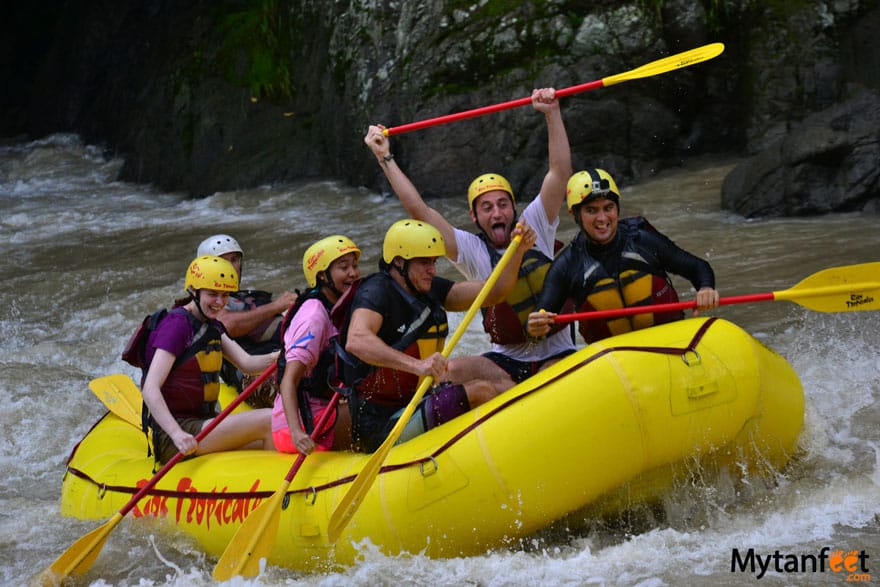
[196,408,274,455]
[463,380,498,408]
[448,355,515,394]
[538,356,563,372]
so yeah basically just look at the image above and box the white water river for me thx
[1,134,878,585]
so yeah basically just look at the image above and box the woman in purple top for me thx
[141,255,278,463]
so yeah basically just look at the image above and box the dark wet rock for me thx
[3,1,879,215]
[721,89,880,217]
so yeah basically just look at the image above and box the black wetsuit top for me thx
[536,217,715,313]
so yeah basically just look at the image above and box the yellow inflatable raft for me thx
[60,317,804,573]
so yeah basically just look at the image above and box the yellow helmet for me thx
[302,235,361,287]
[467,173,514,209]
[566,168,621,211]
[185,255,239,293]
[382,219,446,263]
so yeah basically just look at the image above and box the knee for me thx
[252,408,273,435]
[465,381,497,407]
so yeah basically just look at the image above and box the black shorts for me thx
[149,402,217,463]
[151,417,205,464]
[483,349,576,383]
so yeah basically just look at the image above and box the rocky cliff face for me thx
[5,0,879,215]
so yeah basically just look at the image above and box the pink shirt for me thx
[271,298,336,432]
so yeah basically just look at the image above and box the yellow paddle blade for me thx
[88,374,143,427]
[212,483,288,581]
[602,42,725,87]
[326,375,433,543]
[215,393,339,580]
[327,233,525,543]
[34,513,123,586]
[776,261,880,312]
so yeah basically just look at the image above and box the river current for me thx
[1,133,878,586]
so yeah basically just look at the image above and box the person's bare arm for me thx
[345,307,447,381]
[141,349,198,456]
[532,88,572,224]
[279,359,315,454]
[217,290,297,338]
[220,333,278,374]
[364,125,459,261]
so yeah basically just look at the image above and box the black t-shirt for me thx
[351,270,455,347]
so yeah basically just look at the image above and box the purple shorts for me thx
[422,381,469,428]
[351,382,471,452]
[393,382,470,445]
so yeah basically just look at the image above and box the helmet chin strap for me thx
[317,273,342,301]
[187,288,208,320]
[572,204,585,232]
[391,259,420,294]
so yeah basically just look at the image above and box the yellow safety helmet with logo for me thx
[184,255,239,294]
[302,235,361,287]
[467,173,515,210]
[566,168,621,211]
[382,219,446,263]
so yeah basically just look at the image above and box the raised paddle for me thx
[35,362,278,586]
[553,262,880,325]
[213,391,343,580]
[326,233,525,543]
[383,43,724,135]
[88,374,144,427]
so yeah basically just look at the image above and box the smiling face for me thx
[575,196,619,245]
[321,251,360,299]
[196,288,231,319]
[470,190,516,247]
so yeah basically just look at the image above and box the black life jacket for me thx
[575,217,682,343]
[333,272,448,406]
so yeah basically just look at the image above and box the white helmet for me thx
[197,234,243,258]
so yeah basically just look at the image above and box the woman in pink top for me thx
[271,236,361,454]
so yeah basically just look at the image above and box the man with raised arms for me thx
[363,88,575,393]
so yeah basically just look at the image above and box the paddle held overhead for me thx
[383,43,725,135]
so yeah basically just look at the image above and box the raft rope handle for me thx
[419,456,439,477]
[305,486,317,506]
[681,349,702,367]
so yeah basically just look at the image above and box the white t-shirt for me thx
[451,194,575,361]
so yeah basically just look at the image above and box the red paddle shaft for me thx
[117,363,278,515]
[385,81,604,135]
[553,293,775,324]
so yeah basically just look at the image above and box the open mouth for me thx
[489,222,508,243]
